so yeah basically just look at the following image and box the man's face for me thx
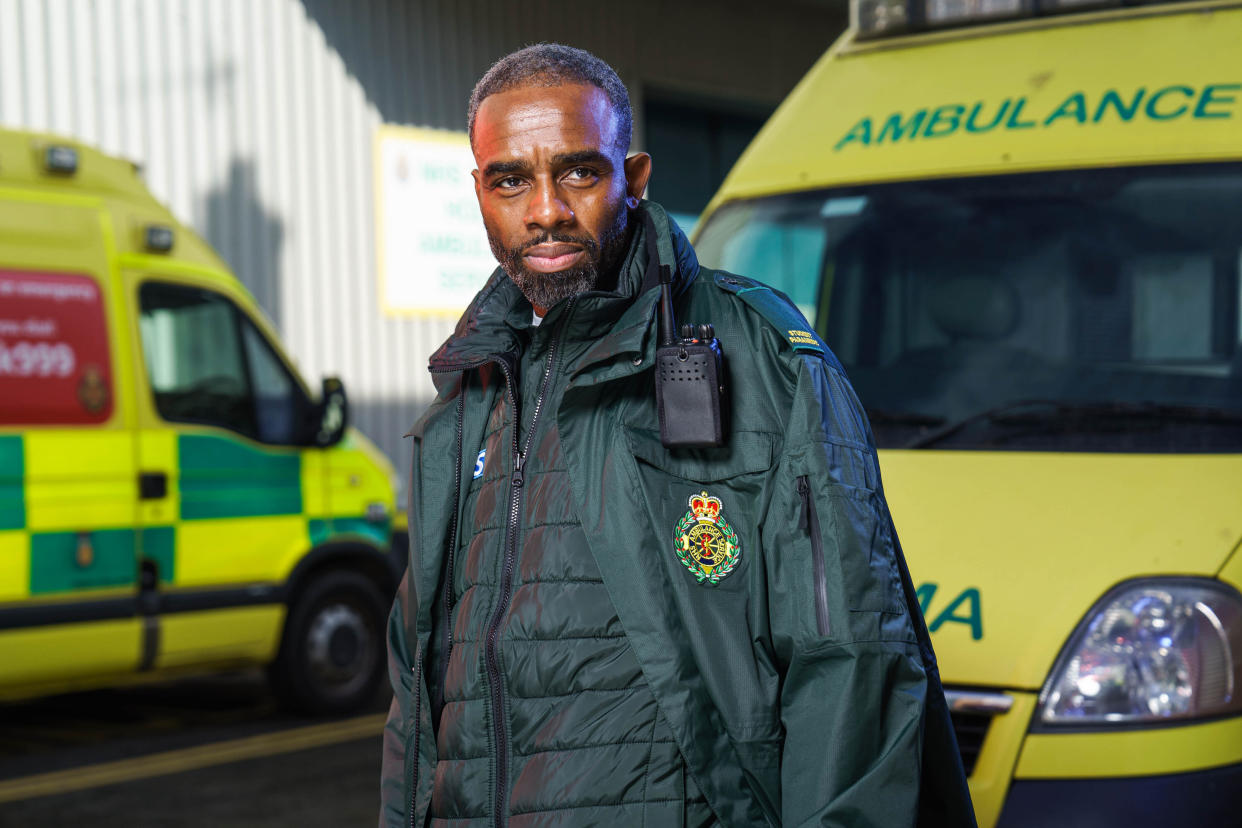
[471,83,651,314]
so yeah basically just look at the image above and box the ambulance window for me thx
[241,320,301,444]
[693,199,826,321]
[1129,255,1215,360]
[694,163,1242,452]
[138,282,306,444]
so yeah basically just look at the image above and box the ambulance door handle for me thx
[139,471,167,500]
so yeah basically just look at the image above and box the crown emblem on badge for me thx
[689,492,722,520]
[673,490,741,586]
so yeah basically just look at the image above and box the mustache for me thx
[515,232,599,255]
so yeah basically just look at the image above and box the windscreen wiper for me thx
[905,399,1242,449]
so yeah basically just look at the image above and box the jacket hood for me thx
[427,201,698,385]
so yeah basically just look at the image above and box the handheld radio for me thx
[647,231,727,448]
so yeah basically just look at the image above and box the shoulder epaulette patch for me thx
[713,272,827,356]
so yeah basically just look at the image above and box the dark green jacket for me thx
[381,202,975,827]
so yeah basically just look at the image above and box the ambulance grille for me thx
[949,710,992,777]
[943,689,1013,778]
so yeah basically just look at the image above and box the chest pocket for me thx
[624,427,778,593]
[625,427,777,483]
[620,426,785,771]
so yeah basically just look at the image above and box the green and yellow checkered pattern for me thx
[0,431,389,604]
[0,431,143,601]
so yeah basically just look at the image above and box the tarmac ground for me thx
[0,671,387,827]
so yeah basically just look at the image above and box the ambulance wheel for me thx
[271,569,387,715]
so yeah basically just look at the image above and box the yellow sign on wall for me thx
[374,125,497,317]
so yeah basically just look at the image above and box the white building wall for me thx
[0,0,844,474]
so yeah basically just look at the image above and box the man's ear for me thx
[472,168,483,205]
[623,152,651,208]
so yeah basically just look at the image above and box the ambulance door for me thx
[0,197,142,694]
[127,274,318,669]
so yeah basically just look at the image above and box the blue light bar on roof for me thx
[850,0,1191,39]
[144,224,175,253]
[43,145,79,175]
[926,0,1030,26]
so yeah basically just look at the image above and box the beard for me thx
[488,202,631,312]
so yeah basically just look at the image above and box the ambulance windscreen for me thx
[694,163,1242,451]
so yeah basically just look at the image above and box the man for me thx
[381,44,974,827]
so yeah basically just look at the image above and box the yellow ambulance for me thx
[694,1,1242,824]
[0,130,398,714]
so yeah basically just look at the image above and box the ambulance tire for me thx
[270,569,387,715]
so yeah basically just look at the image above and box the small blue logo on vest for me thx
[473,449,486,479]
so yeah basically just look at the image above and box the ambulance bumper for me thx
[995,762,1242,827]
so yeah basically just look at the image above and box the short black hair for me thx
[468,43,632,155]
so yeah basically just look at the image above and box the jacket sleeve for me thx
[763,353,933,827]
[379,572,417,827]
[379,433,434,827]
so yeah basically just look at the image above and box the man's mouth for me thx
[523,243,586,273]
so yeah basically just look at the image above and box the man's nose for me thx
[525,178,573,229]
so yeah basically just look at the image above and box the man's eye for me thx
[565,167,596,181]
[496,176,523,189]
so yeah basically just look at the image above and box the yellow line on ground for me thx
[0,713,386,804]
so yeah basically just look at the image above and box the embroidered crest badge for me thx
[673,491,741,585]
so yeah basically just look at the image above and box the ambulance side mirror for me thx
[313,376,349,447]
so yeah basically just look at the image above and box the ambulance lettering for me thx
[0,270,112,424]
[833,82,1242,151]
[916,582,983,641]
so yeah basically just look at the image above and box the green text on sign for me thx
[917,582,983,641]
[833,83,1241,152]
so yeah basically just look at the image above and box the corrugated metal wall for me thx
[0,0,844,476]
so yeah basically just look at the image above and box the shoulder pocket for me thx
[796,474,831,636]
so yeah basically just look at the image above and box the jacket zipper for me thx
[431,384,468,727]
[484,302,572,828]
[408,658,423,828]
[797,475,831,636]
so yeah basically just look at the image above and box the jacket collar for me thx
[427,201,698,386]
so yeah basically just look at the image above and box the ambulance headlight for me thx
[1039,579,1242,725]
[365,501,390,524]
